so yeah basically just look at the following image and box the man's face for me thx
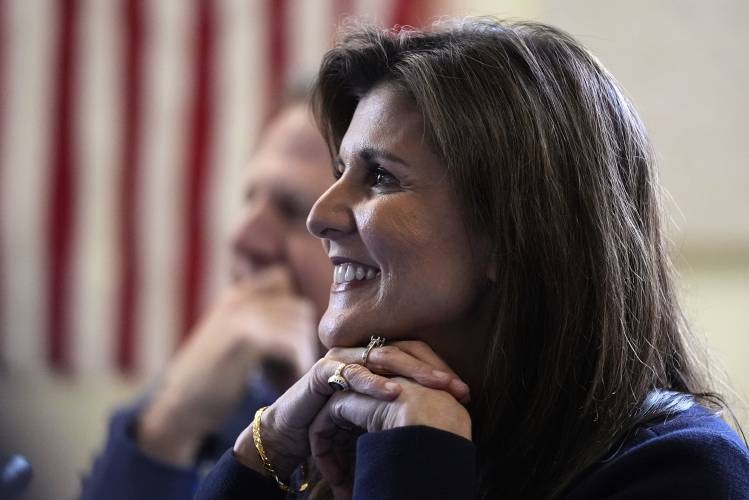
[229,104,333,318]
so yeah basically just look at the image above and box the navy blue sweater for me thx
[195,404,749,499]
[80,379,279,500]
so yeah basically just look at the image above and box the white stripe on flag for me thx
[136,0,195,376]
[288,0,334,84]
[354,0,396,26]
[0,0,56,372]
[203,0,267,308]
[71,0,121,375]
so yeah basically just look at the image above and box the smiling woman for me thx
[196,18,749,500]
[308,83,494,377]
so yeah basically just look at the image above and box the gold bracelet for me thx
[252,406,309,493]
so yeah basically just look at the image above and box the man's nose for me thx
[231,198,285,269]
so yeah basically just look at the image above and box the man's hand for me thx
[137,266,318,466]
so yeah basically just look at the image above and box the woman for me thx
[196,18,749,499]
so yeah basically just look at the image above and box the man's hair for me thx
[312,18,721,498]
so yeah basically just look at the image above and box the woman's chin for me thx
[318,327,363,349]
[317,313,370,349]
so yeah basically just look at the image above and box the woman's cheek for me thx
[359,201,434,263]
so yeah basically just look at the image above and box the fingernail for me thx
[432,370,451,380]
[450,379,470,394]
[385,382,400,393]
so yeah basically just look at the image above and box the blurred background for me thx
[0,0,746,498]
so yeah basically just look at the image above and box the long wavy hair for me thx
[310,18,725,499]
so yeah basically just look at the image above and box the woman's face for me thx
[307,83,493,374]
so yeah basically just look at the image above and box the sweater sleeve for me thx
[564,426,749,499]
[79,406,198,500]
[193,449,283,500]
[353,426,479,499]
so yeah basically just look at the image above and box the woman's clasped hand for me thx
[231,340,471,494]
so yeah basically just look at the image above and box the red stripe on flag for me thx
[332,0,353,26]
[116,0,145,373]
[266,0,288,121]
[48,0,80,372]
[180,0,216,342]
[391,0,427,28]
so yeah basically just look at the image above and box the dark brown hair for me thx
[312,18,721,499]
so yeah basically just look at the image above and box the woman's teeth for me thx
[334,263,379,284]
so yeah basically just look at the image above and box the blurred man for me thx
[80,100,333,499]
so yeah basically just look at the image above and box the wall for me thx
[442,0,749,423]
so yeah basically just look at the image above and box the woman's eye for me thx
[371,167,398,188]
[333,160,345,179]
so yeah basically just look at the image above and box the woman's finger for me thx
[278,358,400,432]
[387,340,471,404]
[310,392,384,498]
[325,344,470,403]
[388,340,454,374]
[311,425,355,500]
[308,360,402,401]
[366,344,470,403]
[366,345,470,399]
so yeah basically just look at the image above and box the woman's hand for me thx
[308,377,471,498]
[337,340,471,404]
[231,341,469,482]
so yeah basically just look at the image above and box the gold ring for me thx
[361,336,386,366]
[327,362,351,391]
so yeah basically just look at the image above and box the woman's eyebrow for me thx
[359,147,410,167]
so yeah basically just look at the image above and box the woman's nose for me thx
[306,181,356,240]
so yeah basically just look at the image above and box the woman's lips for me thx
[330,277,379,292]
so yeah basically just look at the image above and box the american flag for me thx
[0,0,428,377]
